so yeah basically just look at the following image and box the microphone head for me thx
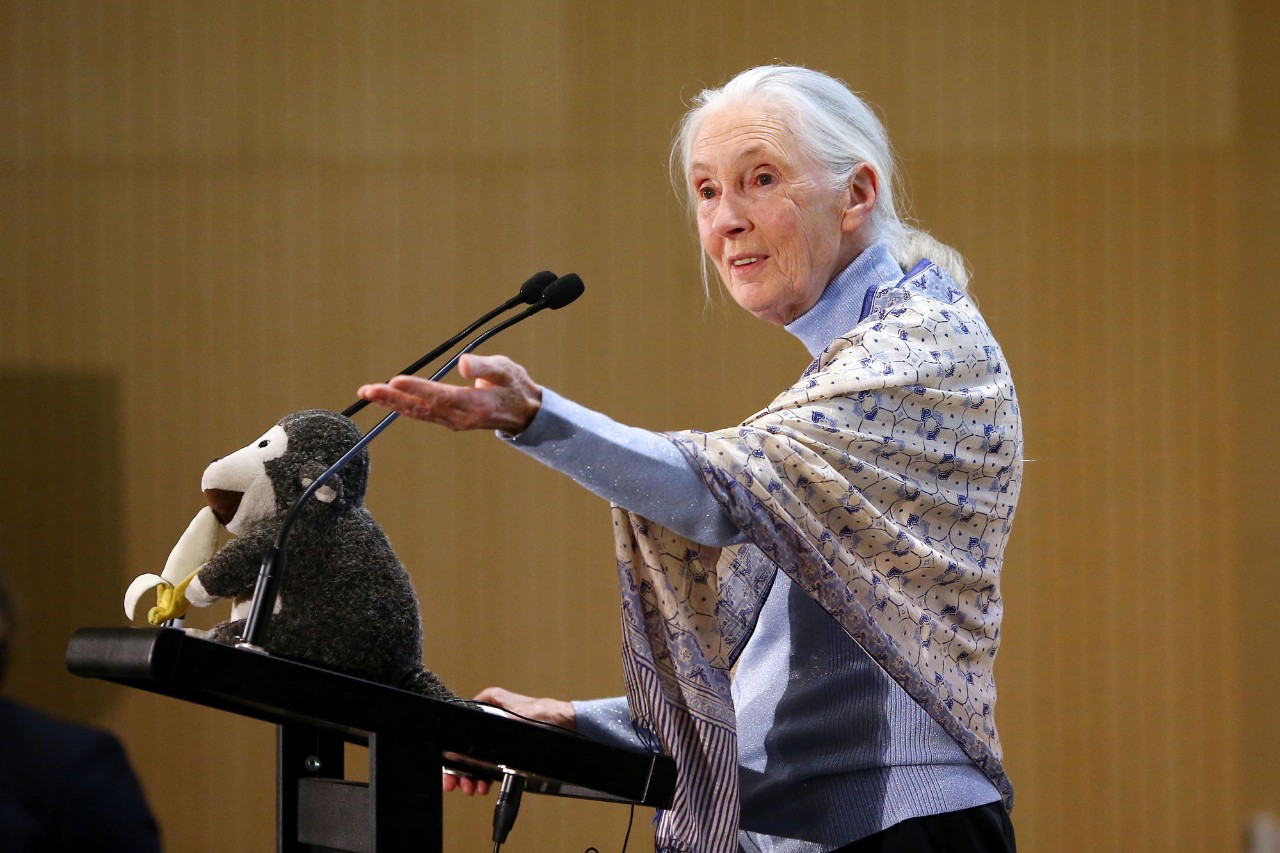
[542,273,584,310]
[518,270,558,305]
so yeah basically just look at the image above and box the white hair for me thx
[671,65,970,289]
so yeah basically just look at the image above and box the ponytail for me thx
[883,223,971,290]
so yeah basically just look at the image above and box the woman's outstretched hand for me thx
[441,686,577,796]
[358,354,542,436]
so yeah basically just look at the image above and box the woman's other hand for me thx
[440,686,576,795]
[473,686,577,730]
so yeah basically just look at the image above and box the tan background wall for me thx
[1,1,1275,851]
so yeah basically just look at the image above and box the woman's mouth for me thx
[729,255,767,273]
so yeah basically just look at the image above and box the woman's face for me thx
[689,101,870,326]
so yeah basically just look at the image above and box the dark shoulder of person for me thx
[0,697,161,853]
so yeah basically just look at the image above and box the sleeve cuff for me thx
[571,696,647,751]
[497,387,574,445]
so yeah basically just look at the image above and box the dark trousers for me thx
[831,802,1016,853]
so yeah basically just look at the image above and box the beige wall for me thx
[0,1,1274,850]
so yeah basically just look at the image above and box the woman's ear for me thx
[841,162,879,235]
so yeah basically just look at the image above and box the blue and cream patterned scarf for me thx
[613,262,1022,852]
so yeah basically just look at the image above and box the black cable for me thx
[581,805,633,853]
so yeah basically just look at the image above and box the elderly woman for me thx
[359,65,1021,853]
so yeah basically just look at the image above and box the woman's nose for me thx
[712,190,750,237]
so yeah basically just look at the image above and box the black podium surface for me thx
[67,627,674,852]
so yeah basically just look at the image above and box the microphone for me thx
[429,274,584,379]
[236,273,586,654]
[341,270,557,418]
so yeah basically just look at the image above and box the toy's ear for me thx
[299,461,343,504]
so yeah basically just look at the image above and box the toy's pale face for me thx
[201,424,289,536]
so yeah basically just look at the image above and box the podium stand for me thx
[66,627,674,852]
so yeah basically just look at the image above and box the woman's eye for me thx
[757,173,775,186]
[698,185,715,200]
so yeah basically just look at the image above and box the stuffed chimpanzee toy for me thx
[123,409,457,702]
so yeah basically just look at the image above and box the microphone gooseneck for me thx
[237,273,585,653]
[340,270,557,418]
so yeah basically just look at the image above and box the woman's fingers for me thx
[439,684,530,796]
[357,355,540,434]
[442,770,492,796]
[357,377,486,430]
[458,353,517,384]
[358,378,448,421]
[472,686,577,730]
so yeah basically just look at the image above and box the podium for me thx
[66,627,674,852]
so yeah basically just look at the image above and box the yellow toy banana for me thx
[123,506,219,625]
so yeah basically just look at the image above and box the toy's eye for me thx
[254,425,289,461]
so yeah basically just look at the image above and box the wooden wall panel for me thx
[1237,0,1280,829]
[0,373,129,721]
[0,1,1271,851]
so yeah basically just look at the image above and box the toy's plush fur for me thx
[186,409,457,702]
